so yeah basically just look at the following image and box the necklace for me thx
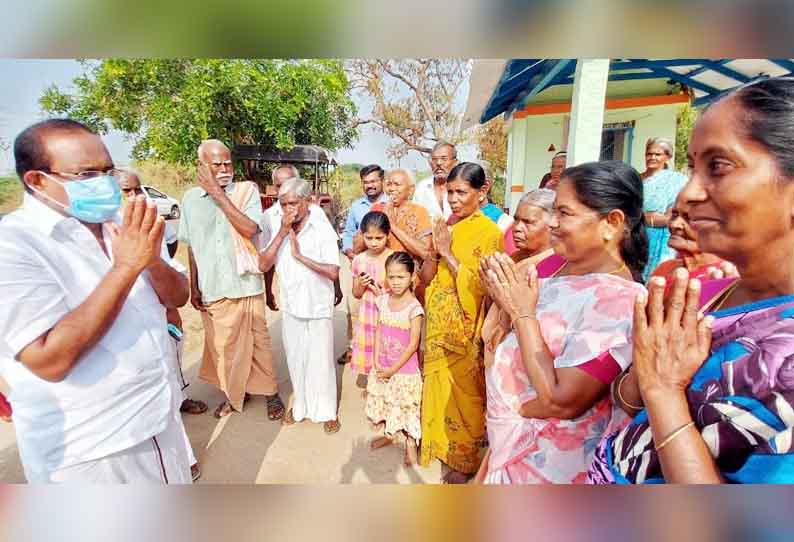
[606,262,628,276]
[710,280,741,312]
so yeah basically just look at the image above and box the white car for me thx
[141,185,181,219]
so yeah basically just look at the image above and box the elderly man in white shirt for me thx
[261,163,343,311]
[258,177,342,434]
[412,141,458,221]
[0,119,192,483]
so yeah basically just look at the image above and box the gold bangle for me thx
[511,313,537,326]
[616,372,644,411]
[655,421,696,452]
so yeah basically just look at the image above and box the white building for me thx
[464,59,794,212]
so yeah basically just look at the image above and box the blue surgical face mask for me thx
[35,172,122,223]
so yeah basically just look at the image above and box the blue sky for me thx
[0,59,475,175]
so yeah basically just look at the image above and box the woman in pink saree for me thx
[476,161,647,484]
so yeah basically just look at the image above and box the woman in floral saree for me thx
[589,77,794,484]
[419,162,503,484]
[475,161,648,484]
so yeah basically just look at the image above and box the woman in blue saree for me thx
[641,138,688,282]
[588,76,794,484]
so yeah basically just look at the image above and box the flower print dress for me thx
[365,294,424,439]
[484,274,645,484]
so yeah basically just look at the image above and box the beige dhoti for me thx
[199,293,278,411]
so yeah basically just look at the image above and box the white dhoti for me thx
[168,333,189,403]
[40,412,192,484]
[168,334,197,467]
[282,313,337,423]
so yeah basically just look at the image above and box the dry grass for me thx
[132,160,196,200]
[0,176,23,215]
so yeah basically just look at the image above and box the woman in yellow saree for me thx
[419,162,504,483]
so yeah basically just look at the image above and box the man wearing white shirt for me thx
[0,119,192,483]
[261,164,343,311]
[412,142,458,221]
[258,177,341,434]
[118,167,209,421]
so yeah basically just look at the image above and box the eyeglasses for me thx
[121,187,144,195]
[42,168,122,181]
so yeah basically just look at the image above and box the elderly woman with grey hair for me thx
[481,188,560,366]
[258,177,342,433]
[381,168,433,261]
[509,189,556,263]
[639,137,689,281]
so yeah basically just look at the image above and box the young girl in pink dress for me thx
[351,212,394,377]
[365,251,424,466]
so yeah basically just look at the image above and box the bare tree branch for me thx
[347,58,471,160]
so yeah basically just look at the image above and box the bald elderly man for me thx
[178,140,284,421]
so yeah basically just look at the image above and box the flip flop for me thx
[282,408,296,426]
[180,399,208,415]
[324,419,341,435]
[265,394,285,421]
[213,401,234,419]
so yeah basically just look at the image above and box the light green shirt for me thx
[178,183,265,303]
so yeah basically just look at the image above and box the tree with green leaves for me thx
[40,59,358,165]
[675,101,699,171]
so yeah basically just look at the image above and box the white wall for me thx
[505,102,683,213]
[506,114,566,212]
[609,104,681,171]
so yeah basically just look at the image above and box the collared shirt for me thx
[267,210,340,319]
[177,183,265,303]
[261,202,338,248]
[341,193,388,251]
[0,194,173,479]
[412,177,452,221]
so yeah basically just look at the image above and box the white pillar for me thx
[567,59,610,166]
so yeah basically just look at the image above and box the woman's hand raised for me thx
[480,253,539,324]
[633,268,714,403]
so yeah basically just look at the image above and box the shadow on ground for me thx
[339,435,426,484]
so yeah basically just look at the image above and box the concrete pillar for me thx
[507,117,528,213]
[567,59,610,166]
[504,129,513,210]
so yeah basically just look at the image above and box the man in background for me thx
[341,164,388,260]
[179,140,284,421]
[413,142,457,221]
[539,151,567,190]
[117,168,208,412]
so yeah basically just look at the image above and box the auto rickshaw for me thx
[233,144,337,223]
